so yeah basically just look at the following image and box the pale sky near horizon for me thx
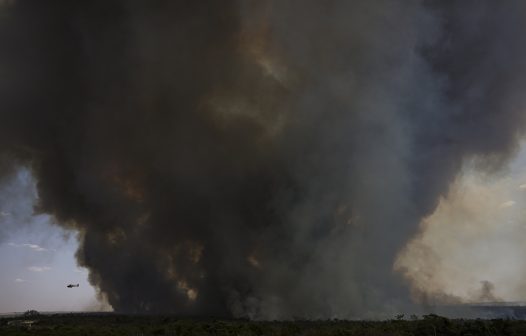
[396,143,526,303]
[0,169,104,314]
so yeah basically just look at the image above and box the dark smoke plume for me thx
[1,0,526,318]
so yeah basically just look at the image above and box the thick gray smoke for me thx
[1,0,526,318]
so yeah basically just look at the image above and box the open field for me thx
[2,313,526,336]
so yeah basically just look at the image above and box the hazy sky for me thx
[0,169,101,314]
[397,143,526,304]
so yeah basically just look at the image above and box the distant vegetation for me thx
[22,310,41,318]
[1,313,526,335]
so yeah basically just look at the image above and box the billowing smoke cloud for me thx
[1,0,526,318]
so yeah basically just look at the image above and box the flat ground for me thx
[1,313,525,335]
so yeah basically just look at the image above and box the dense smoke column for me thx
[1,0,526,318]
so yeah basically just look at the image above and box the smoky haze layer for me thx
[1,0,526,318]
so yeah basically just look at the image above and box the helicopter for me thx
[67,284,80,288]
